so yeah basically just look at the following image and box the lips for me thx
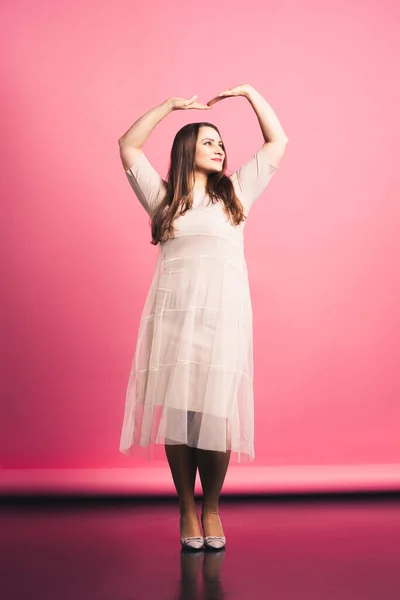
[211,158,222,162]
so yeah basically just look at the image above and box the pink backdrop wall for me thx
[2,0,400,493]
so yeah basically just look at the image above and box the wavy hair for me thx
[150,122,246,245]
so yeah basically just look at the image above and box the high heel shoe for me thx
[180,516,204,551]
[202,514,226,550]
[180,534,204,550]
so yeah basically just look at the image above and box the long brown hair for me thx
[150,122,246,245]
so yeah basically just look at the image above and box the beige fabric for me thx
[120,147,278,462]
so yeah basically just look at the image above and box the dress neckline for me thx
[191,189,208,208]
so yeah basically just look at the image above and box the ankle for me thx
[201,506,219,517]
[179,506,198,518]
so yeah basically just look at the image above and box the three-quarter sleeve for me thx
[124,152,168,216]
[229,145,279,212]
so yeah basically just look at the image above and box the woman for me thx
[118,84,289,550]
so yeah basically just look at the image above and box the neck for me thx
[193,170,208,190]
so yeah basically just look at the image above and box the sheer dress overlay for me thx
[120,147,278,462]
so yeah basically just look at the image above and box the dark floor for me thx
[1,493,400,600]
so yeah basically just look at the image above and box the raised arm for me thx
[118,99,174,171]
[207,84,289,211]
[118,95,212,171]
[207,83,289,169]
[243,85,289,168]
[118,96,213,215]
[204,85,289,211]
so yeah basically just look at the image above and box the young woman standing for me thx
[118,84,289,549]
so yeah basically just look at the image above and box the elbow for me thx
[269,136,289,145]
[118,137,142,149]
[118,136,132,145]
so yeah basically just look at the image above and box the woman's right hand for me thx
[167,95,212,111]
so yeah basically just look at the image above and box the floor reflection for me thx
[1,494,399,599]
[178,547,226,600]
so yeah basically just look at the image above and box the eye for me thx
[205,141,224,149]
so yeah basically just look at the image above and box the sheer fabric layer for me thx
[119,234,255,462]
[120,145,279,462]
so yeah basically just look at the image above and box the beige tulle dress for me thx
[119,146,278,462]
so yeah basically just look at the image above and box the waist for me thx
[158,234,246,275]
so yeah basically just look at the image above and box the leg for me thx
[164,443,201,537]
[196,448,231,537]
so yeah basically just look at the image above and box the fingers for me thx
[190,103,212,110]
[186,97,212,110]
[206,97,221,107]
[180,95,213,110]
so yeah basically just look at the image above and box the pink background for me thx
[2,0,400,493]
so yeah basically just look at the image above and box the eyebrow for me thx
[201,137,224,143]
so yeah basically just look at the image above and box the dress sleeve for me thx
[124,152,168,216]
[229,145,279,212]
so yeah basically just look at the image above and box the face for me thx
[195,126,225,173]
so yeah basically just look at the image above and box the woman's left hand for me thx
[207,84,252,106]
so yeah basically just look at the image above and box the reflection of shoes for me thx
[180,516,204,550]
[180,546,204,556]
[202,514,226,550]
